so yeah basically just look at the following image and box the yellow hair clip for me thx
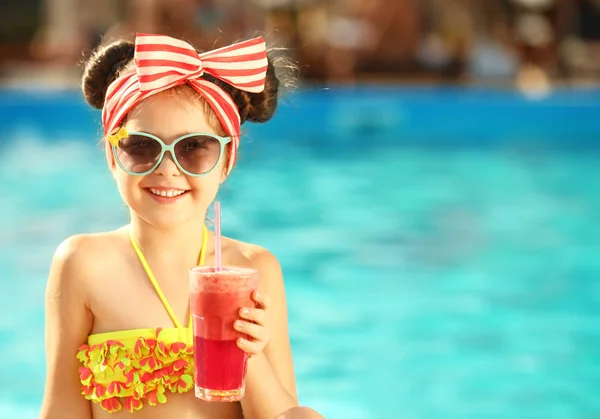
[107,126,128,147]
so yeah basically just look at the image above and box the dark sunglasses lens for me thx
[174,135,222,174]
[115,134,162,174]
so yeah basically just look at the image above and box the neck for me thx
[129,213,211,265]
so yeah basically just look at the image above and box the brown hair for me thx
[81,39,281,127]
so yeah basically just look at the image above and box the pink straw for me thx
[213,201,222,271]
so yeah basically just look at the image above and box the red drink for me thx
[189,266,258,402]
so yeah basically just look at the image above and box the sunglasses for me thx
[109,129,232,177]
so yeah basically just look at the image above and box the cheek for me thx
[188,171,222,200]
[191,171,220,189]
[114,171,141,200]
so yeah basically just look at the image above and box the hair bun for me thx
[220,57,280,124]
[81,41,135,109]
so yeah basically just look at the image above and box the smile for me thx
[148,188,187,197]
[144,187,190,204]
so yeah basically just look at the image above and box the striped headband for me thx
[102,33,269,174]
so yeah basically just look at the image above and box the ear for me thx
[105,141,117,179]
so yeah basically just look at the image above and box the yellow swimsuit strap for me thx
[129,225,208,329]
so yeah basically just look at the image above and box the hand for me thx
[234,291,271,357]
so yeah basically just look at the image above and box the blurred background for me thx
[1,0,600,418]
[5,0,600,87]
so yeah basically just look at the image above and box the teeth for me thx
[149,188,186,197]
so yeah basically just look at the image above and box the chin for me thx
[125,199,199,231]
[137,209,200,230]
[121,186,212,229]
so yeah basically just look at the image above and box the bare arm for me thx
[276,407,327,419]
[40,237,94,419]
[241,249,299,419]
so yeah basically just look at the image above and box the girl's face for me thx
[106,88,229,230]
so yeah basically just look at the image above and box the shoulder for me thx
[53,229,125,267]
[48,229,128,294]
[223,237,283,284]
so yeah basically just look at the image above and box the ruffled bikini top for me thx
[77,226,207,413]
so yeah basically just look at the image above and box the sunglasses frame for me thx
[111,131,232,177]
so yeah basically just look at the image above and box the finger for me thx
[252,291,271,309]
[239,307,266,325]
[234,320,269,342]
[237,337,264,355]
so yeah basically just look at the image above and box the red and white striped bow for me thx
[102,33,269,174]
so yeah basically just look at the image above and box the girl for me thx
[41,33,324,419]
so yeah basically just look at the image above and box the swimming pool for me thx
[1,86,599,418]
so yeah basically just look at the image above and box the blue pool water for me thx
[1,87,599,418]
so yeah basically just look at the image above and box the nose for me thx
[154,151,181,176]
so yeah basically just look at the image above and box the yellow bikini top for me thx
[77,226,207,413]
